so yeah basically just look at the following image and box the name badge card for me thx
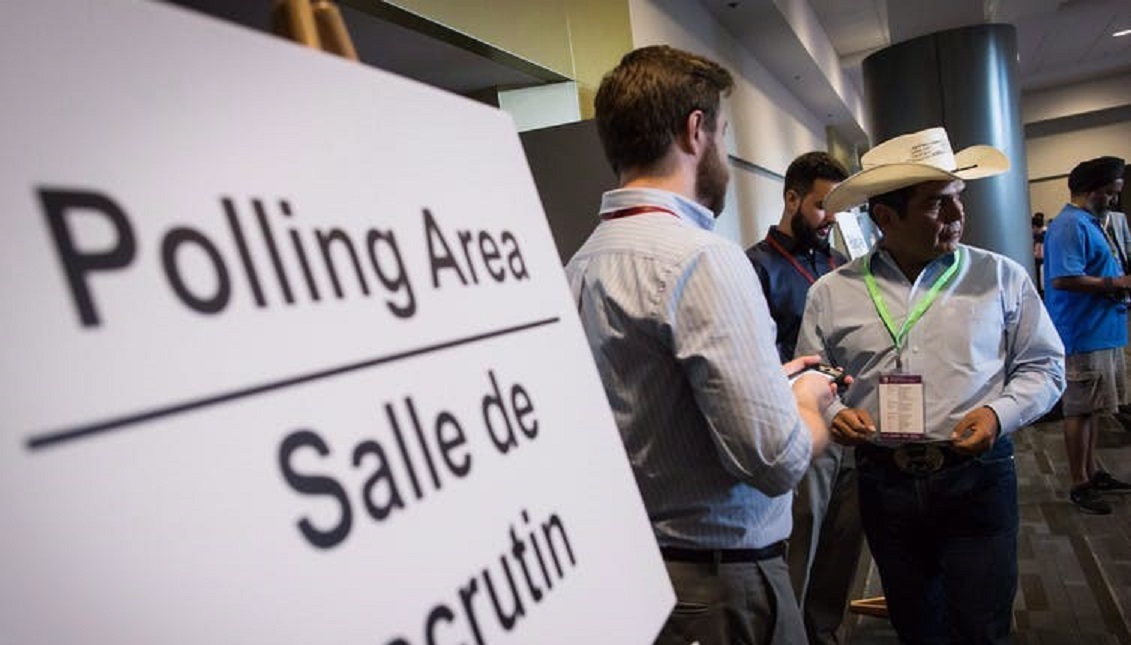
[0,2,673,644]
[878,373,926,440]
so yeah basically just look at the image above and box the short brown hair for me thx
[594,45,734,175]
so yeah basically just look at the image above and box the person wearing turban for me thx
[1045,156,1131,515]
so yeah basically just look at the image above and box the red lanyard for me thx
[765,234,836,285]
[601,205,679,221]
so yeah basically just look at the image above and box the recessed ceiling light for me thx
[1114,29,1131,37]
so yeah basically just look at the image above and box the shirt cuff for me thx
[823,398,848,427]
[985,399,1018,437]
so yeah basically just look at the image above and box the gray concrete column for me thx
[863,24,1033,273]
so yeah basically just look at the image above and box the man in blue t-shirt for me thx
[1045,155,1131,514]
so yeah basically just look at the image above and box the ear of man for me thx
[784,188,801,211]
[677,109,709,156]
[871,201,897,229]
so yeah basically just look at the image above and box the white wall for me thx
[498,82,582,132]
[1026,120,1131,220]
[1023,73,1131,125]
[626,0,829,247]
[1022,69,1131,220]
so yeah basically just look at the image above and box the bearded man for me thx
[746,152,859,645]
[566,45,835,645]
[1045,156,1131,515]
[748,152,849,362]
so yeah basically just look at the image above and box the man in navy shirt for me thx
[748,152,849,361]
[1045,156,1131,514]
[747,152,856,645]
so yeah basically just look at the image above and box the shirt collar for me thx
[766,225,798,252]
[599,187,716,231]
[871,245,960,285]
[1066,202,1103,223]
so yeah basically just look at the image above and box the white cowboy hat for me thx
[824,126,1010,214]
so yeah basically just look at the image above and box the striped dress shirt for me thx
[565,187,811,550]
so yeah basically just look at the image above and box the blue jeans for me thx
[857,438,1018,645]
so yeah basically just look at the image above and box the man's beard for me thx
[696,140,729,216]
[790,209,830,253]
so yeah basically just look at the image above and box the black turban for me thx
[1068,156,1125,194]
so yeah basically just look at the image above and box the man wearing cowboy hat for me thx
[795,127,1065,643]
[1044,156,1131,515]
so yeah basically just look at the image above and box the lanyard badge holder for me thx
[877,363,926,441]
[866,249,962,444]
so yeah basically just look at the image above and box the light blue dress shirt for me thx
[566,187,811,550]
[797,245,1065,441]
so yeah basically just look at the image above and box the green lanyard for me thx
[863,247,963,369]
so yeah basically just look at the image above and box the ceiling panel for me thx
[1011,0,1131,89]
[804,0,1131,91]
[806,0,886,56]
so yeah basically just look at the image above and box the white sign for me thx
[836,209,876,259]
[0,1,673,643]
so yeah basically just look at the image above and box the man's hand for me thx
[791,371,838,412]
[950,406,999,455]
[784,354,850,413]
[830,408,876,446]
[786,355,834,456]
[782,354,821,377]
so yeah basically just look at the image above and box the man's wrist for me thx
[979,405,1004,446]
[1105,276,1115,291]
[983,405,1001,437]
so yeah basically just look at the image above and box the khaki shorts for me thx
[1063,348,1127,417]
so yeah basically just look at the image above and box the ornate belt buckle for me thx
[892,443,944,476]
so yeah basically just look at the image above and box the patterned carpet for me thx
[847,414,1131,644]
